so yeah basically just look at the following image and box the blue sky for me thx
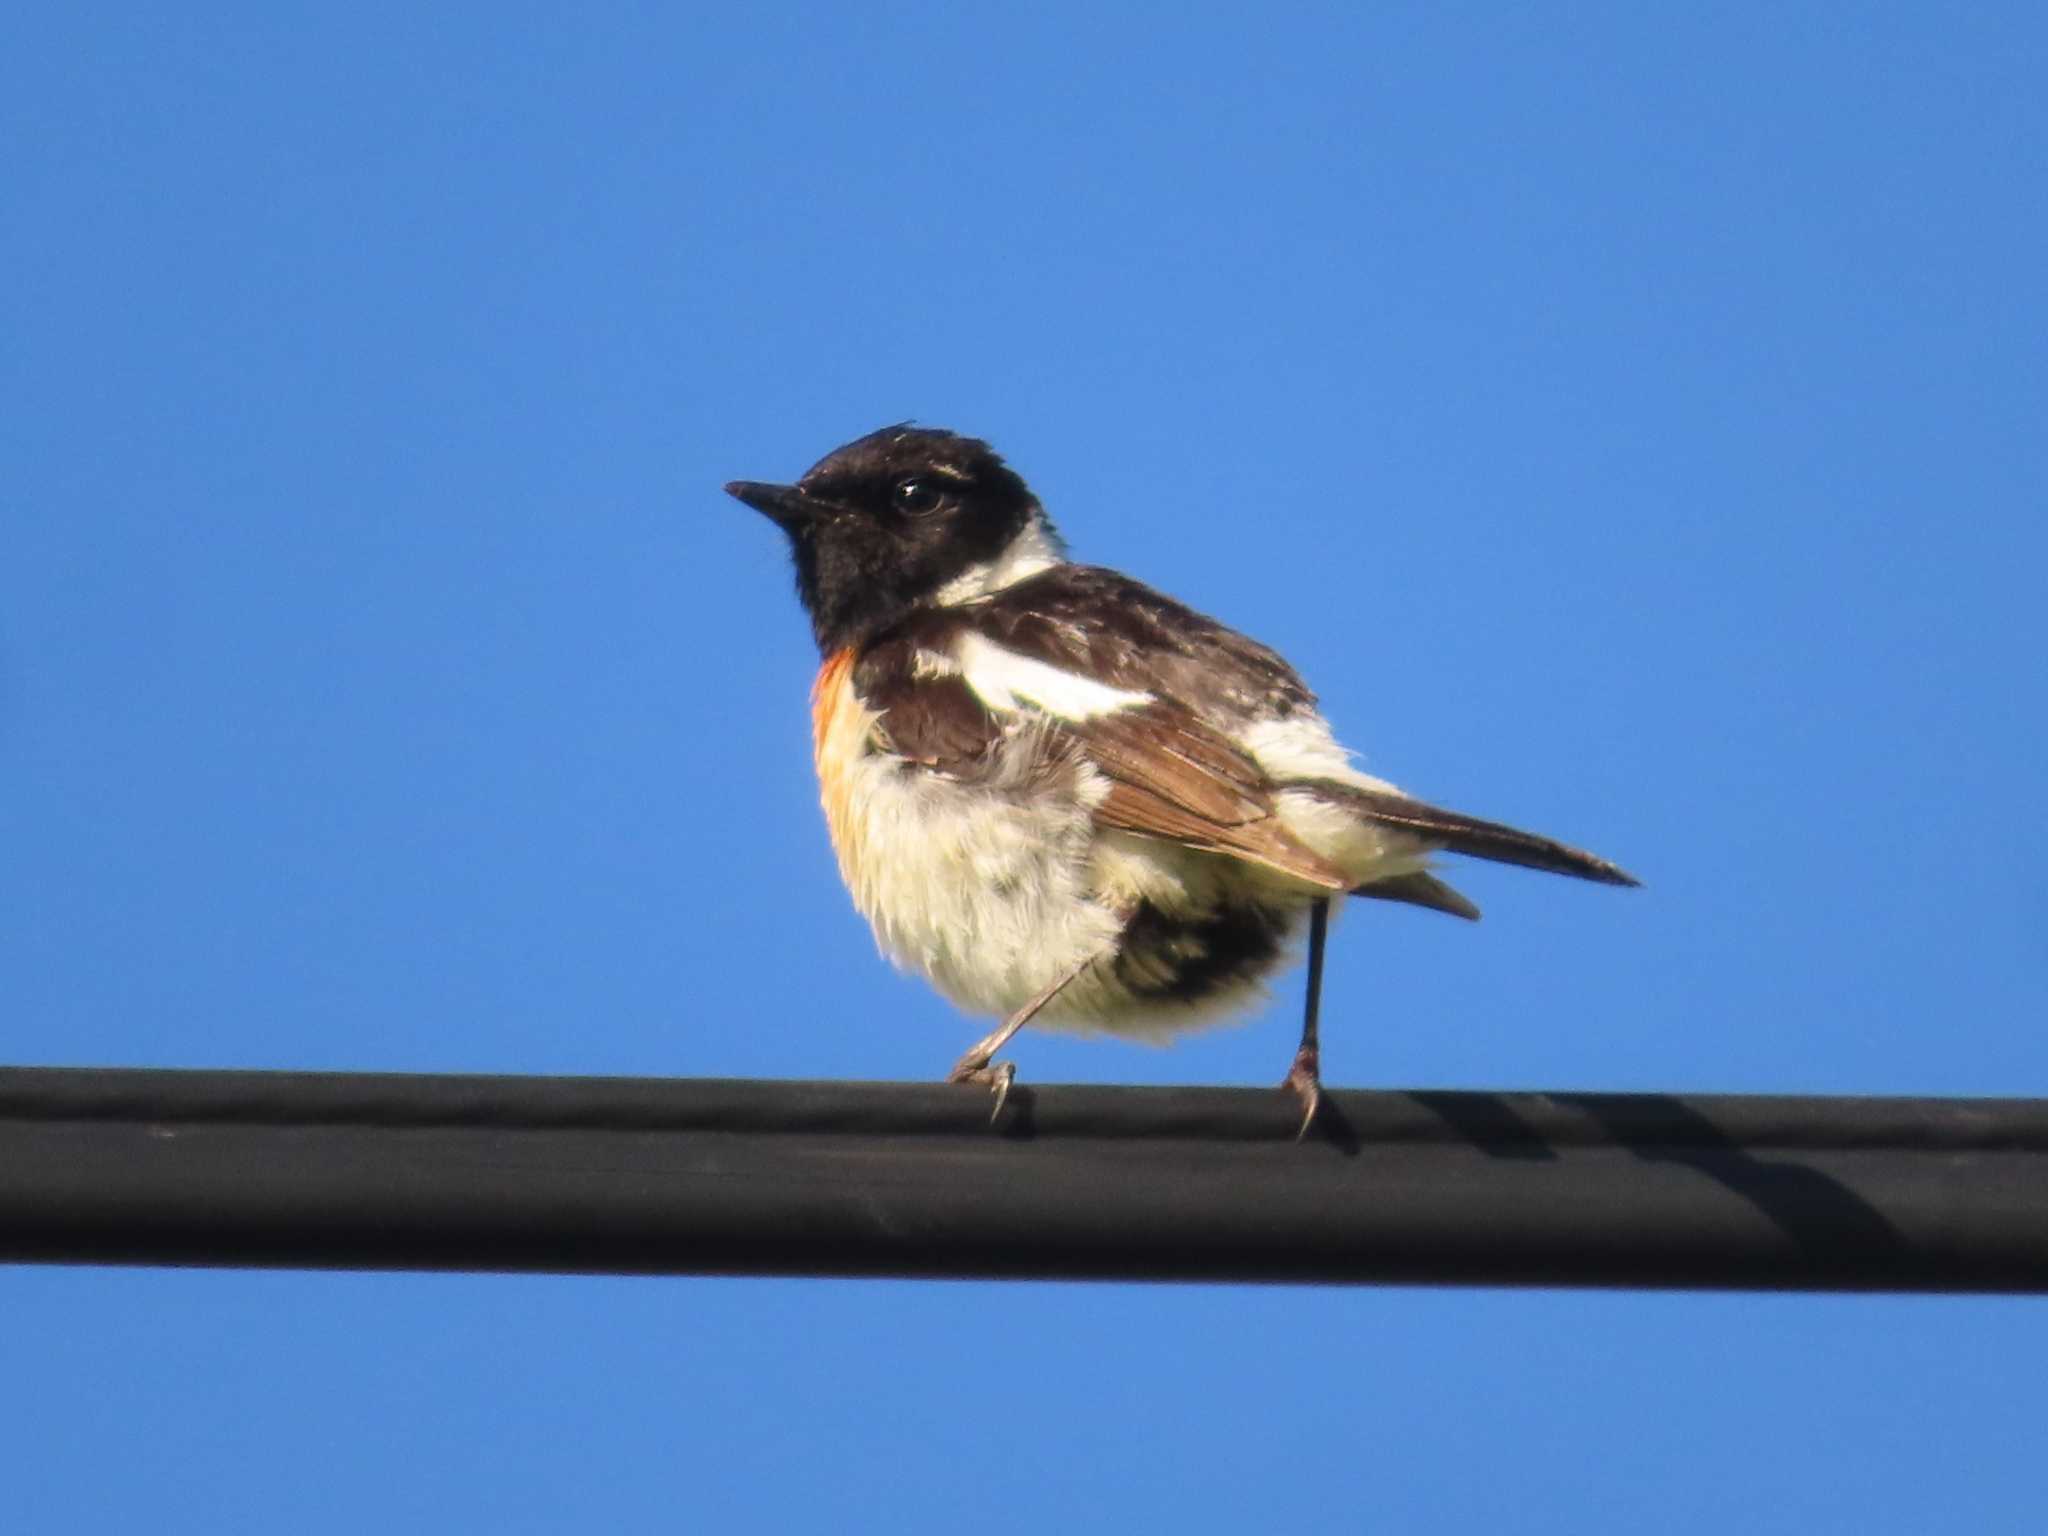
[4,4,2045,1530]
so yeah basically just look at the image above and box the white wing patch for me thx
[955,632,1151,721]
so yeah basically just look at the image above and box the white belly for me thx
[831,745,1134,1019]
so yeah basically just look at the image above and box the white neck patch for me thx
[933,514,1065,606]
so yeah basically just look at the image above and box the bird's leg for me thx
[1283,897,1332,1139]
[948,948,1103,1122]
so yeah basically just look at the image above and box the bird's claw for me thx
[1282,1047,1323,1142]
[947,1059,1018,1124]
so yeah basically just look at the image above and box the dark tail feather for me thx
[1304,779,1641,888]
[1351,871,1482,921]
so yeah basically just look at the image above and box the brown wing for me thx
[1061,703,1347,891]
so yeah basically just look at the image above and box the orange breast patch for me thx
[810,647,866,884]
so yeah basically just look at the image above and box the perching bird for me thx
[726,425,1636,1130]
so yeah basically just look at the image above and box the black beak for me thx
[724,480,815,532]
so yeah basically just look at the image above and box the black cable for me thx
[3,1065,2045,1290]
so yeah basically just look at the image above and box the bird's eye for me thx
[893,478,943,515]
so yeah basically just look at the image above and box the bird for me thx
[725,424,1636,1132]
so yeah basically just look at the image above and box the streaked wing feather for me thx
[1077,706,1347,890]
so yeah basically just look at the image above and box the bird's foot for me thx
[946,1057,1018,1124]
[1282,1044,1323,1142]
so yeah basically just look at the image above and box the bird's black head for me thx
[726,425,1053,655]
